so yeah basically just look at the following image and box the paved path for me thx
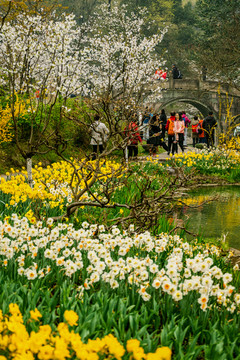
[138,145,199,162]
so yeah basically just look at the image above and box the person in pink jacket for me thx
[181,111,191,147]
[174,112,185,153]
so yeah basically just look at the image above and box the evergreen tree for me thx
[194,0,240,86]
[159,0,198,77]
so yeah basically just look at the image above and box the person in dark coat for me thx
[202,111,217,148]
[147,114,168,155]
[172,64,182,79]
[201,66,207,81]
[159,109,167,139]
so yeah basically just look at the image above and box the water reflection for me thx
[177,186,240,249]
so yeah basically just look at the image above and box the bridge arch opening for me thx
[153,97,217,119]
[234,115,240,123]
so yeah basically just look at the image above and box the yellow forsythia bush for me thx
[0,159,122,209]
[0,104,13,143]
[0,95,30,144]
[0,304,172,360]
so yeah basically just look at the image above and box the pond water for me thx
[176,186,240,250]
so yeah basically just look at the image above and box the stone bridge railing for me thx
[154,78,240,97]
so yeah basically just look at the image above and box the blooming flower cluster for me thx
[0,215,239,313]
[81,4,167,100]
[0,304,171,360]
[0,94,31,144]
[0,13,87,97]
[220,136,240,151]
[0,160,121,210]
[167,148,240,171]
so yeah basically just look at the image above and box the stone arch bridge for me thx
[148,78,240,131]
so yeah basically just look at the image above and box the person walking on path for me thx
[159,109,167,140]
[174,112,185,153]
[198,118,206,144]
[181,111,191,147]
[166,112,176,155]
[202,111,217,148]
[234,125,240,137]
[90,114,109,160]
[124,119,142,158]
[191,116,199,148]
[142,107,151,141]
[147,115,161,156]
[147,114,168,156]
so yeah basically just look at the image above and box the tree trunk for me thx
[27,157,33,188]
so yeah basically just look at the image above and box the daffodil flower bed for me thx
[0,304,171,360]
[1,157,240,357]
[0,160,122,212]
[1,216,240,357]
[0,160,172,228]
[0,214,239,312]
[166,148,240,176]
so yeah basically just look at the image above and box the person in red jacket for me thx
[124,120,142,158]
[198,118,206,144]
[191,116,199,148]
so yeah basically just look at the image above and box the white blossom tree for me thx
[0,9,86,184]
[66,3,168,156]
[81,3,167,101]
[51,3,171,226]
[0,1,168,220]
[1,2,189,232]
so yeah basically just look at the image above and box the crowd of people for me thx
[154,64,182,81]
[89,109,217,160]
[124,108,217,158]
[89,63,218,159]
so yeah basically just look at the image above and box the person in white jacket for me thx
[90,114,109,159]
[233,126,240,137]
